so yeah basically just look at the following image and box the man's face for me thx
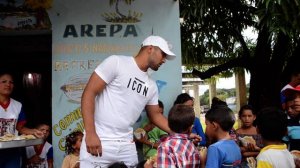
[148,46,167,71]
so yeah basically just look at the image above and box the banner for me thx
[48,0,182,167]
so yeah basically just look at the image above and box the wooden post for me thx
[193,84,201,119]
[209,81,216,107]
[235,71,247,111]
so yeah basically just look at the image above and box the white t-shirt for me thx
[94,55,158,140]
[26,141,52,168]
[0,98,22,136]
[256,144,295,168]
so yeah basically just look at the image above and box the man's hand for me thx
[85,132,102,157]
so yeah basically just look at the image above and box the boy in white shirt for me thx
[256,107,295,168]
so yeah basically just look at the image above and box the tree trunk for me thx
[248,27,271,111]
[248,30,289,111]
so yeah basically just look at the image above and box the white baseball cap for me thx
[142,35,176,60]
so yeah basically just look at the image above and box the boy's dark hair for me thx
[211,97,227,108]
[168,104,195,133]
[173,93,193,105]
[238,104,255,117]
[158,100,164,109]
[205,105,235,131]
[256,107,287,141]
[65,130,83,155]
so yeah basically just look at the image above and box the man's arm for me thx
[145,105,171,134]
[146,105,201,142]
[81,72,106,156]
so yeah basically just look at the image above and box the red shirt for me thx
[157,133,201,168]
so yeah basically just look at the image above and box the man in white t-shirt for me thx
[80,35,176,167]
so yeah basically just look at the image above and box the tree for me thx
[104,0,142,23]
[180,0,300,111]
[109,0,134,18]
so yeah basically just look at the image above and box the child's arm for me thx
[193,117,206,145]
[47,159,53,168]
[199,147,207,168]
[47,146,54,168]
[143,123,155,132]
[242,151,260,157]
[240,142,261,157]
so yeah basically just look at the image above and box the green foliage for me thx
[199,86,249,106]
[181,0,300,110]
[180,0,300,70]
[180,0,256,67]
[256,0,300,37]
[101,11,142,23]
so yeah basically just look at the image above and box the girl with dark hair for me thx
[61,131,83,168]
[236,105,263,167]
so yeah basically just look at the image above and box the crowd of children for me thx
[133,88,300,168]
[18,85,300,168]
[3,92,299,168]
[18,89,299,168]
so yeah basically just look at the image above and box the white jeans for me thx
[80,139,138,168]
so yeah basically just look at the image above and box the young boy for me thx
[155,104,201,167]
[256,107,295,167]
[205,105,241,168]
[25,123,53,168]
[282,98,300,151]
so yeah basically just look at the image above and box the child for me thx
[205,105,241,168]
[136,100,168,160]
[283,85,300,151]
[25,123,53,168]
[256,107,295,167]
[174,93,206,146]
[283,98,300,151]
[236,105,263,167]
[146,104,201,167]
[61,131,83,168]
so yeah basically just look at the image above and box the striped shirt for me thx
[157,133,200,168]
